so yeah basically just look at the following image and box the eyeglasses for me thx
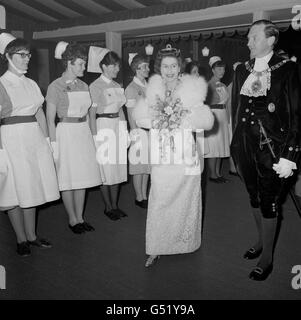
[13,52,31,59]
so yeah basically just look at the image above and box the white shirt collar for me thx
[101,74,112,84]
[133,76,146,88]
[254,51,274,71]
[4,70,26,82]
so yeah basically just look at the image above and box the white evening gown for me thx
[133,74,214,255]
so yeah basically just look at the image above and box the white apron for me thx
[56,91,102,191]
[0,72,60,209]
[96,87,127,185]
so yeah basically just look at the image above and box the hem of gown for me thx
[129,171,151,175]
[14,194,60,209]
[102,178,127,185]
[204,154,230,158]
[59,180,102,191]
[146,243,201,256]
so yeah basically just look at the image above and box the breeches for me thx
[231,131,283,219]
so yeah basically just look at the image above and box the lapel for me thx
[267,52,282,68]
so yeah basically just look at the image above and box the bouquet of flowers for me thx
[150,92,190,156]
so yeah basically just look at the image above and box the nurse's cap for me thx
[128,53,137,66]
[209,56,222,68]
[0,32,16,55]
[55,41,69,59]
[88,46,110,73]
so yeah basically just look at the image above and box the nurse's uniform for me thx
[46,77,102,191]
[125,76,150,175]
[204,78,230,158]
[89,74,127,185]
[0,70,60,209]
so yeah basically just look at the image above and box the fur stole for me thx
[145,74,208,109]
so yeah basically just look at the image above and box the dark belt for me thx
[96,112,119,119]
[210,104,226,109]
[58,116,87,123]
[0,115,37,126]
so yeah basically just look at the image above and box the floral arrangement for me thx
[150,90,190,155]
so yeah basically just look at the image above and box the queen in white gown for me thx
[132,45,214,267]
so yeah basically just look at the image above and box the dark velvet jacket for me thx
[231,53,301,163]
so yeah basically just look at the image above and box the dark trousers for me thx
[231,125,283,218]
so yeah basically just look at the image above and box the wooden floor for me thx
[1,166,301,300]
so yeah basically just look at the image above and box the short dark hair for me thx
[130,54,149,73]
[251,19,279,46]
[100,51,121,68]
[154,44,182,75]
[184,60,199,74]
[61,43,87,70]
[5,38,30,59]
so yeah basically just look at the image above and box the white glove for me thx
[50,141,59,162]
[0,149,8,175]
[272,158,296,178]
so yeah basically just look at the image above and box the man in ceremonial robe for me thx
[231,20,301,281]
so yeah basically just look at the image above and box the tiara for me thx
[158,44,181,56]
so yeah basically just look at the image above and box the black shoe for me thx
[217,176,229,183]
[17,241,31,257]
[104,209,120,221]
[113,208,128,217]
[135,200,148,209]
[209,177,227,184]
[229,170,239,177]
[243,247,262,260]
[69,223,85,234]
[142,199,148,208]
[80,221,95,231]
[28,237,52,249]
[249,264,273,281]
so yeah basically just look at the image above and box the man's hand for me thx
[272,158,296,178]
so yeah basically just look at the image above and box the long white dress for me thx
[133,75,214,255]
[0,71,60,209]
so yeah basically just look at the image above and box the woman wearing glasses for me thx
[0,33,60,256]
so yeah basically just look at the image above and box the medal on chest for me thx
[251,76,263,93]
[244,59,288,97]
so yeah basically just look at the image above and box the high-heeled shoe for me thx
[145,255,160,268]
[249,264,273,281]
[243,247,263,260]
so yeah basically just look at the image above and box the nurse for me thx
[125,53,150,209]
[89,47,128,220]
[46,42,102,234]
[0,33,60,256]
